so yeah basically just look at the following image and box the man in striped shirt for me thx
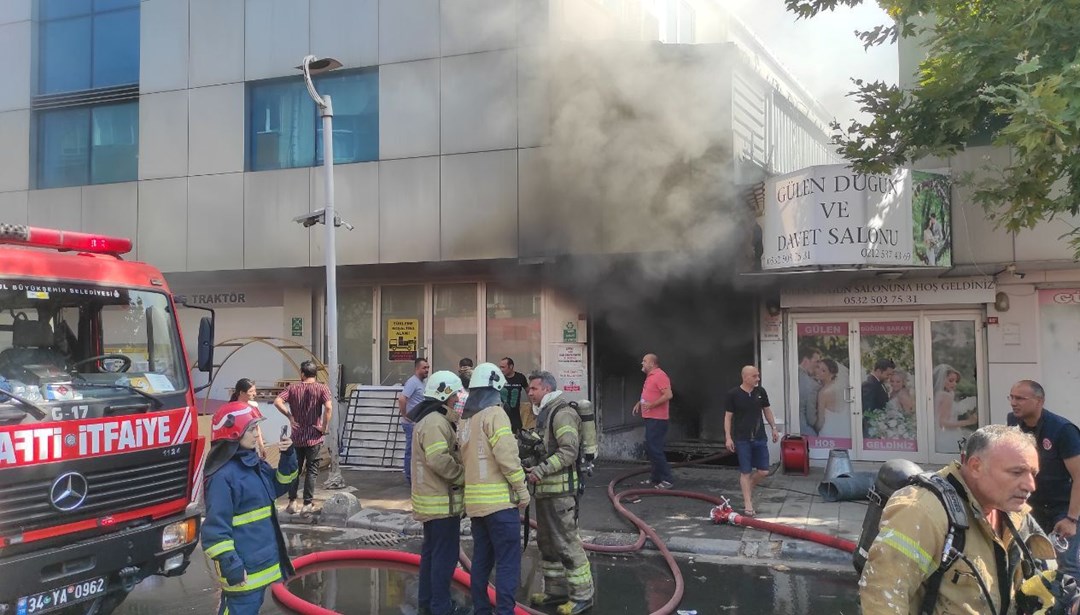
[274,360,333,514]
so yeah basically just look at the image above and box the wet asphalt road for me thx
[115,526,860,614]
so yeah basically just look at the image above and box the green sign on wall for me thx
[291,317,303,337]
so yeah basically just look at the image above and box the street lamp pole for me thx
[298,55,347,489]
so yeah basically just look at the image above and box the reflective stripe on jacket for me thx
[201,447,297,593]
[858,462,1053,615]
[532,399,581,498]
[458,404,529,517]
[411,405,465,522]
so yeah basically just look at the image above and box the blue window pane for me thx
[41,0,92,20]
[38,108,90,189]
[314,70,379,165]
[90,102,138,184]
[250,81,316,171]
[93,0,139,11]
[40,18,92,94]
[92,8,139,88]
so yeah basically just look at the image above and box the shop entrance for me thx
[789,311,986,464]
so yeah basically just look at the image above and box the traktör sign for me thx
[760,164,951,270]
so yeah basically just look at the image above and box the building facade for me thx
[751,26,1080,465]
[0,0,838,459]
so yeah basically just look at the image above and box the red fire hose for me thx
[272,454,856,614]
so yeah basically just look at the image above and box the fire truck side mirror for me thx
[197,316,214,373]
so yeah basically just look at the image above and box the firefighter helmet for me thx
[211,401,264,441]
[469,362,505,391]
[425,370,464,402]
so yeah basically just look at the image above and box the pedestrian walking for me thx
[273,360,333,514]
[230,377,267,459]
[458,362,529,615]
[498,357,528,434]
[526,370,594,614]
[398,357,430,484]
[632,353,674,489]
[201,401,297,615]
[724,365,779,516]
[1007,379,1080,578]
[410,370,468,615]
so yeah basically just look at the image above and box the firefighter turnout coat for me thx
[410,400,465,522]
[458,403,529,517]
[201,447,298,594]
[531,394,581,498]
[531,391,594,603]
[859,462,1053,615]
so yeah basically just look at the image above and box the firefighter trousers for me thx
[216,587,266,615]
[535,496,594,602]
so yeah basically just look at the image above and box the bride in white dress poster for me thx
[814,358,851,443]
[933,364,978,453]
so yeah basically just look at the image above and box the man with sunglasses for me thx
[1007,379,1080,578]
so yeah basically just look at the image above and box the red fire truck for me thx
[0,224,212,615]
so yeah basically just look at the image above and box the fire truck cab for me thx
[0,224,208,615]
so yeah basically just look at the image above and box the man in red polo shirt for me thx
[633,353,674,488]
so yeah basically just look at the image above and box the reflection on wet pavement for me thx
[117,526,859,614]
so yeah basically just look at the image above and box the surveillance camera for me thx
[292,210,326,228]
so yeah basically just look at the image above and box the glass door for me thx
[853,319,924,462]
[432,283,479,372]
[379,285,426,386]
[793,321,853,458]
[924,315,985,464]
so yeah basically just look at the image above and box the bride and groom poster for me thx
[797,320,979,455]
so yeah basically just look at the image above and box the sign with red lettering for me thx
[0,407,194,467]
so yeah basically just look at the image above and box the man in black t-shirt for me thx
[724,365,780,517]
[499,357,528,433]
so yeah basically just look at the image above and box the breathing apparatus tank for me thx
[569,399,598,474]
[854,458,924,573]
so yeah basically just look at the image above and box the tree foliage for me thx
[785,0,1080,257]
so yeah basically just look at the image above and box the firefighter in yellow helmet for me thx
[457,362,529,615]
[525,370,594,614]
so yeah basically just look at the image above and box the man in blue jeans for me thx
[633,354,675,489]
[724,365,780,517]
[398,357,430,484]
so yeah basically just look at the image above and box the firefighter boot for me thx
[556,598,594,615]
[530,592,569,606]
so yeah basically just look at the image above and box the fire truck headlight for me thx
[161,519,197,550]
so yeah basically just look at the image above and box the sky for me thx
[726,0,899,127]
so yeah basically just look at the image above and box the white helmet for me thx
[469,362,505,391]
[425,370,463,402]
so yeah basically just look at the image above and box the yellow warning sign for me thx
[387,319,419,362]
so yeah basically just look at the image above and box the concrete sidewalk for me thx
[277,459,881,567]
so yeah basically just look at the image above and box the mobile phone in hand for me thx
[280,425,289,441]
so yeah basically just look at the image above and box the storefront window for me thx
[795,322,852,453]
[339,286,374,386]
[930,320,979,455]
[380,285,425,386]
[486,286,541,375]
[432,284,477,373]
[859,321,918,454]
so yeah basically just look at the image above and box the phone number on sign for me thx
[842,294,919,306]
[763,250,812,267]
